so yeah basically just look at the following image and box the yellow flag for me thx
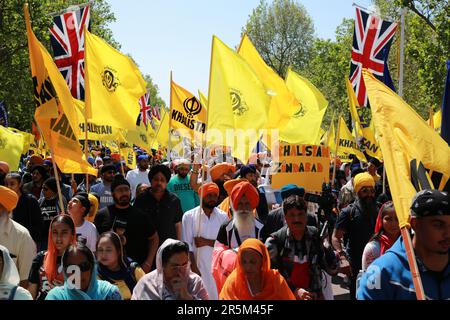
[346,78,382,160]
[283,69,328,144]
[84,29,146,130]
[237,34,299,130]
[335,117,367,162]
[170,79,207,143]
[427,109,442,134]
[363,70,450,228]
[25,5,96,176]
[199,91,208,109]
[156,108,170,148]
[74,99,119,141]
[207,36,270,162]
[0,125,25,170]
[118,141,136,170]
[8,127,35,155]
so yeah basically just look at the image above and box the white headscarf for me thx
[0,245,20,286]
[155,239,191,299]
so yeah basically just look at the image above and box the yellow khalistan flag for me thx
[364,70,450,228]
[74,99,119,141]
[170,79,207,143]
[156,108,170,148]
[0,125,24,170]
[283,68,328,144]
[199,91,208,109]
[84,29,146,130]
[346,78,382,160]
[207,36,270,162]
[328,117,367,162]
[25,5,96,176]
[237,34,299,130]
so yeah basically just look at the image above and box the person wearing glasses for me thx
[45,241,121,300]
[332,172,378,300]
[131,239,209,300]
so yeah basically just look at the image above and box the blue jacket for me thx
[357,237,450,300]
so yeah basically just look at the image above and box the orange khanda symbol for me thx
[183,96,202,118]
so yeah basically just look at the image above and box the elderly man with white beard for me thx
[211,181,264,295]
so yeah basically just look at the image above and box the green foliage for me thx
[144,74,166,109]
[0,0,119,131]
[242,0,315,76]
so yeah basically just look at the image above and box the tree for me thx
[0,0,118,131]
[242,0,315,76]
[375,0,449,118]
[144,74,166,109]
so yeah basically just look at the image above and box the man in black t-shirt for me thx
[134,165,183,246]
[94,175,159,273]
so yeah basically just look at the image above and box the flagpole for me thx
[168,71,173,163]
[118,144,125,176]
[401,228,426,300]
[34,122,66,215]
[331,115,341,188]
[398,7,406,98]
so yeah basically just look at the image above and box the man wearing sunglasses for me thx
[332,172,378,300]
[90,164,117,209]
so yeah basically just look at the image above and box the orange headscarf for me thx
[44,215,77,283]
[210,162,235,181]
[230,181,259,211]
[219,238,295,300]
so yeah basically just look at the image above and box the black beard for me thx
[203,202,217,210]
[360,197,378,217]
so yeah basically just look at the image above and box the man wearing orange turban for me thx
[182,182,228,300]
[0,186,36,287]
[212,182,264,295]
[218,178,247,218]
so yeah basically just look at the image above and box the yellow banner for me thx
[25,5,96,176]
[119,141,136,170]
[364,70,450,228]
[271,144,330,192]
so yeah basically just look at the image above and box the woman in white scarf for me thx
[0,245,32,300]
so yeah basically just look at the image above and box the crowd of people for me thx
[0,146,449,301]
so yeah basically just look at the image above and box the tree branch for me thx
[405,0,437,32]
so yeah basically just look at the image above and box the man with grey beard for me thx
[332,172,378,300]
[215,181,264,249]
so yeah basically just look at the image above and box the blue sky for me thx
[108,0,373,105]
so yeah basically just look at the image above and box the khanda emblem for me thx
[292,102,306,118]
[101,67,120,92]
[410,159,450,193]
[230,88,248,116]
[183,96,202,118]
[357,106,372,128]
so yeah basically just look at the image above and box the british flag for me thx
[137,92,157,131]
[49,5,90,100]
[349,7,397,107]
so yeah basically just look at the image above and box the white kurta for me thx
[182,206,228,300]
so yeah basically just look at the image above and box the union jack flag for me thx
[152,105,161,121]
[349,7,397,107]
[49,5,90,100]
[137,92,157,131]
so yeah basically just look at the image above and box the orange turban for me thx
[0,161,10,174]
[210,163,235,181]
[230,181,259,210]
[0,186,19,212]
[30,154,44,165]
[224,178,247,196]
[198,182,219,198]
[111,153,121,161]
